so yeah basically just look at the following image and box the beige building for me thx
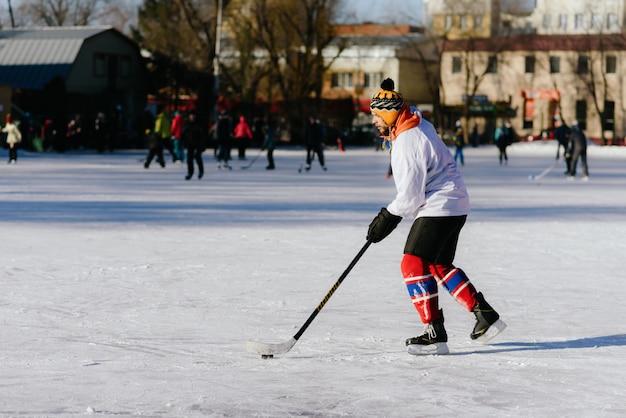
[322,24,439,125]
[425,0,500,39]
[442,34,626,143]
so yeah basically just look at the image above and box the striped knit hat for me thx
[370,78,404,126]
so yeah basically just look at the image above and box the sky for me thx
[1,140,626,416]
[337,0,425,25]
[1,0,424,27]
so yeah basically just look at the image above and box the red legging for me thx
[401,254,477,324]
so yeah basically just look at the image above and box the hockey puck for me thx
[261,354,274,359]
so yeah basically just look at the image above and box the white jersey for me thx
[386,118,470,219]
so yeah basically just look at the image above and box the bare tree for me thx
[132,0,218,115]
[15,0,124,26]
[219,0,272,104]
[244,0,342,138]
[397,32,444,127]
[569,34,624,145]
[563,0,623,146]
[431,0,514,140]
[132,0,341,136]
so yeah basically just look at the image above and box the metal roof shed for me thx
[0,27,118,91]
[0,26,147,146]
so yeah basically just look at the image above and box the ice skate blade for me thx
[407,342,449,356]
[473,319,507,345]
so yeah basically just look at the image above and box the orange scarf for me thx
[389,105,420,140]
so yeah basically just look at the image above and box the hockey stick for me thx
[298,148,313,172]
[529,158,560,181]
[246,240,372,356]
[241,149,263,169]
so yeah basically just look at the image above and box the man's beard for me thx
[378,125,390,136]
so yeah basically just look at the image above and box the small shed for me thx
[0,26,147,148]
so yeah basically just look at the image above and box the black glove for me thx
[367,207,402,243]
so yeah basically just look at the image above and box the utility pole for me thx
[213,0,224,124]
[8,0,16,27]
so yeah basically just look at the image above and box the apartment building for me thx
[426,0,624,36]
[518,0,624,35]
[430,0,626,142]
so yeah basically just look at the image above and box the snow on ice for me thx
[1,141,625,417]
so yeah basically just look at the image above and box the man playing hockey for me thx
[367,78,506,355]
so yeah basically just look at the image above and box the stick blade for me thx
[246,337,297,355]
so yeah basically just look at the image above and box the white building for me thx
[525,0,624,35]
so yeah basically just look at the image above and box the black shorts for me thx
[403,215,467,265]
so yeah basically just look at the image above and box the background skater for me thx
[303,115,327,171]
[566,120,589,181]
[182,110,205,180]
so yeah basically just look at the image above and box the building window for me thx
[459,15,467,29]
[549,56,560,73]
[604,100,615,131]
[343,72,353,88]
[558,14,568,30]
[363,72,382,88]
[606,55,617,73]
[607,13,618,30]
[445,15,453,30]
[591,13,602,29]
[525,56,535,73]
[94,53,106,77]
[543,14,551,29]
[486,56,497,73]
[577,55,589,74]
[523,22,533,33]
[575,100,587,130]
[523,97,534,129]
[331,72,353,89]
[473,15,483,29]
[452,56,462,73]
[575,14,584,29]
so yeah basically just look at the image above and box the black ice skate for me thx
[406,311,449,355]
[470,292,506,343]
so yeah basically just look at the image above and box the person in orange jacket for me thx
[233,115,252,160]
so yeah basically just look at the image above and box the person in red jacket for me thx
[171,111,184,162]
[233,115,252,160]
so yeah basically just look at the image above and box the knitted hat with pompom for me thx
[370,78,404,126]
